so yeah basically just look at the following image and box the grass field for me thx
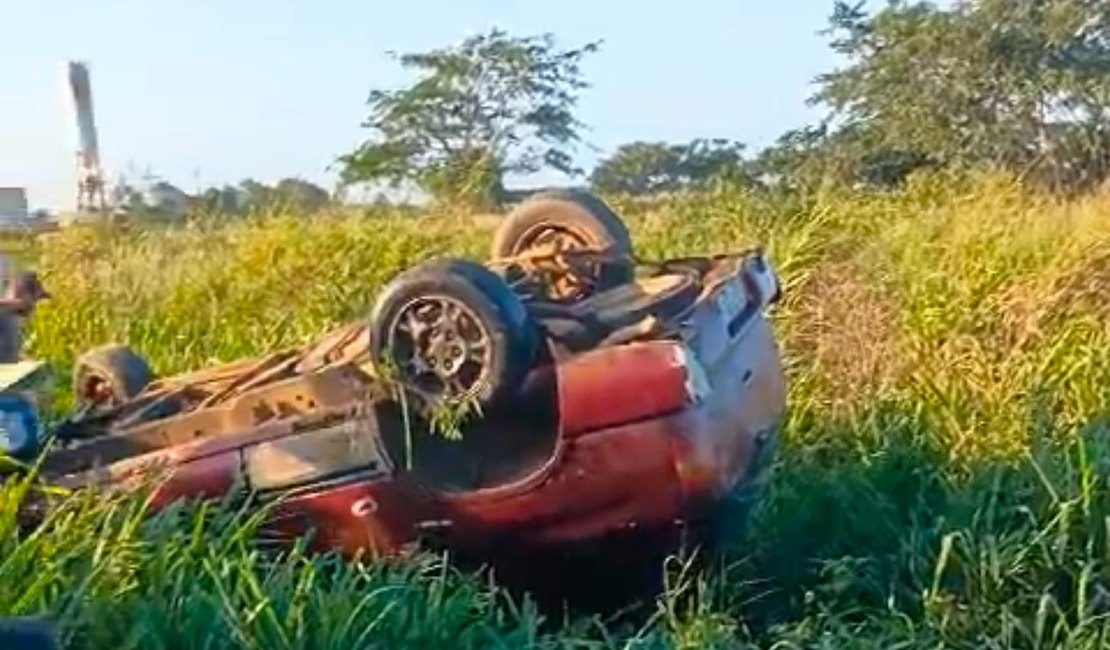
[3,171,1110,648]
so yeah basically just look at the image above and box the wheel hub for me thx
[78,375,117,406]
[389,295,491,401]
[519,226,602,302]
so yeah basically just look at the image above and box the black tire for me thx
[369,258,538,413]
[73,344,153,408]
[492,189,634,302]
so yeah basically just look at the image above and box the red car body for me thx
[35,252,786,588]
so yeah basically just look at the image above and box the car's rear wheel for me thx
[369,258,539,415]
[491,189,634,303]
[73,344,153,410]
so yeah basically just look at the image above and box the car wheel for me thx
[491,189,634,303]
[73,343,153,409]
[369,258,539,415]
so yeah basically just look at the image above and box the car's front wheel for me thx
[368,258,539,416]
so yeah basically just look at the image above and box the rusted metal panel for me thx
[44,366,370,477]
[146,451,242,509]
[244,416,391,491]
[62,447,245,510]
[114,365,369,451]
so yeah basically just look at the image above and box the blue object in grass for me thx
[0,616,58,650]
[0,393,40,461]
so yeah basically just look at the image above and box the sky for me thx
[0,0,883,211]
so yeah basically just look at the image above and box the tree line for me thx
[111,176,333,217]
[336,0,1110,209]
[197,178,331,213]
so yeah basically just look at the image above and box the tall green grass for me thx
[3,171,1110,648]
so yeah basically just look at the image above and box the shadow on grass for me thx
[691,399,1110,647]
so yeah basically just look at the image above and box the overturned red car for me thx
[9,190,786,597]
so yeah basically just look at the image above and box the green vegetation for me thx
[806,0,1110,192]
[2,171,1109,648]
[589,140,751,197]
[329,1,1110,210]
[337,28,600,211]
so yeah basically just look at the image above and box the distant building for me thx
[0,188,28,221]
[142,181,189,216]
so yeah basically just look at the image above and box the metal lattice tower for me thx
[66,61,107,214]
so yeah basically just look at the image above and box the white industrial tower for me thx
[66,60,107,213]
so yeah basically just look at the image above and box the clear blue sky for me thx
[0,0,882,211]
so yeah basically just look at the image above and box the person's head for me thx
[5,271,50,316]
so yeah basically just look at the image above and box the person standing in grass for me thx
[0,265,50,363]
[0,262,52,458]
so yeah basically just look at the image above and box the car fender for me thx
[557,340,692,438]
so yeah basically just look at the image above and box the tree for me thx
[590,142,683,195]
[238,179,273,210]
[680,139,752,188]
[199,185,246,213]
[811,0,1110,191]
[273,178,331,212]
[590,138,750,196]
[745,123,940,192]
[207,178,331,213]
[337,29,601,210]
[747,125,840,191]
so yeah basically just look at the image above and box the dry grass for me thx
[784,261,907,412]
